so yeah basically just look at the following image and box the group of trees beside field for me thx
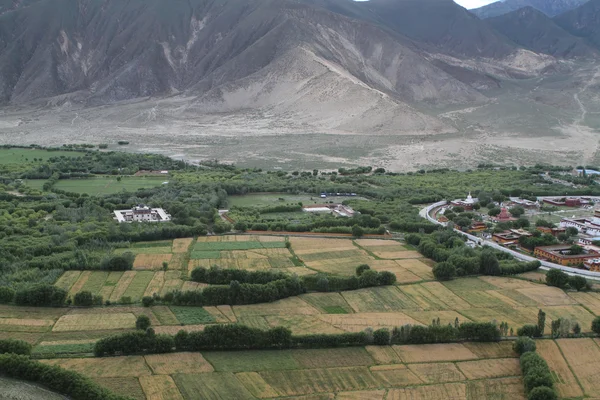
[154,265,396,307]
[405,230,541,281]
[94,320,502,356]
[512,336,558,400]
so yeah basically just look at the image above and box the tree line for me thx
[94,321,501,357]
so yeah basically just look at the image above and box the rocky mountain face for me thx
[471,0,588,19]
[555,0,600,49]
[0,0,597,136]
[488,6,599,58]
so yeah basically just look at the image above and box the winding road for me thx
[420,201,600,281]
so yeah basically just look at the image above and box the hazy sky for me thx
[454,0,497,9]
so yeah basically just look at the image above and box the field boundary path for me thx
[420,201,600,281]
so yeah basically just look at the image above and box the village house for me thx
[533,244,599,266]
[114,205,171,223]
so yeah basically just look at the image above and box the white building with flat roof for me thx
[114,205,171,223]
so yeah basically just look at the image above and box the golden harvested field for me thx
[393,343,478,363]
[567,291,600,314]
[318,313,420,332]
[172,238,194,253]
[516,286,577,306]
[42,356,151,378]
[68,271,91,297]
[144,353,214,374]
[233,297,320,318]
[557,338,600,396]
[44,341,526,400]
[52,313,136,332]
[139,375,183,400]
[109,271,137,302]
[54,271,82,291]
[265,315,346,335]
[407,362,465,383]
[133,254,172,270]
[456,358,521,380]
[387,382,466,400]
[369,364,422,387]
[535,340,583,398]
[336,390,386,400]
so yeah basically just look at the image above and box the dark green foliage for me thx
[433,261,456,280]
[0,339,32,355]
[74,291,94,306]
[513,337,536,355]
[480,250,501,276]
[136,315,151,331]
[101,253,135,271]
[537,309,546,336]
[14,285,66,307]
[517,325,542,338]
[458,322,501,342]
[528,387,558,400]
[356,264,370,276]
[191,266,288,285]
[0,286,15,303]
[546,269,569,288]
[592,316,600,335]
[520,352,555,396]
[373,328,390,345]
[0,354,131,400]
[142,296,155,307]
[569,275,587,291]
[352,225,364,238]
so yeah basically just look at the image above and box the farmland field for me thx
[51,176,165,195]
[228,193,364,208]
[45,343,527,399]
[0,148,85,163]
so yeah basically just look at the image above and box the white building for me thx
[561,216,600,236]
[114,205,171,223]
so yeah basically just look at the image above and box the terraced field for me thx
[42,343,527,400]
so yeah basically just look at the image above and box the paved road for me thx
[421,201,600,282]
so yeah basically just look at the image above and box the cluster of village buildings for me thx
[437,193,600,271]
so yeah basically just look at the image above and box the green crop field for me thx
[228,193,364,208]
[169,307,215,325]
[0,148,85,164]
[50,177,165,195]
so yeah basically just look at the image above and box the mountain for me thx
[471,0,588,19]
[356,0,516,58]
[488,6,598,58]
[0,0,501,134]
[555,0,600,49]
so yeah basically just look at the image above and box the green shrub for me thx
[546,269,569,288]
[527,386,558,400]
[356,264,370,276]
[569,275,587,291]
[0,286,15,304]
[513,337,536,355]
[74,291,94,307]
[142,296,155,307]
[517,325,541,338]
[373,328,390,345]
[0,339,32,355]
[592,316,600,335]
[15,285,67,307]
[136,315,151,331]
[433,262,456,281]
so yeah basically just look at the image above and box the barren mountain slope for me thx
[471,0,588,19]
[555,0,600,49]
[488,7,599,58]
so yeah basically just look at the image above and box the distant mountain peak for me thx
[471,0,589,19]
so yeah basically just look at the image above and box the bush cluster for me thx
[182,267,396,306]
[520,352,557,399]
[0,339,32,355]
[411,231,540,281]
[546,269,589,291]
[513,337,536,355]
[0,354,131,400]
[191,267,288,285]
[14,284,67,307]
[95,321,501,356]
